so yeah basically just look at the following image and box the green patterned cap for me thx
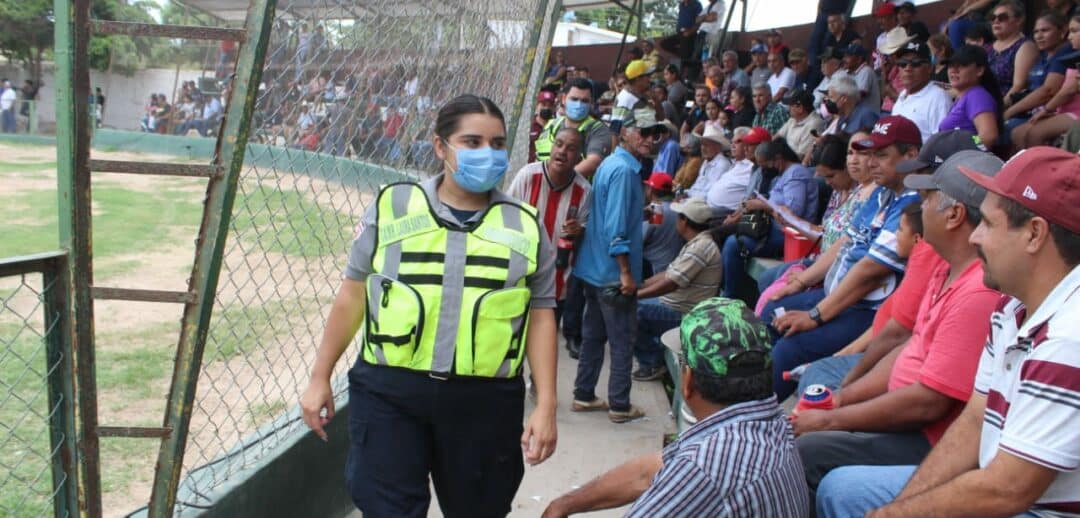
[677,297,772,377]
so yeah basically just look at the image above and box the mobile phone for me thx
[685,100,695,109]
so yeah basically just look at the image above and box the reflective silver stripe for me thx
[380,185,414,279]
[372,344,388,365]
[501,206,528,288]
[431,230,468,373]
[495,312,528,377]
[495,358,512,378]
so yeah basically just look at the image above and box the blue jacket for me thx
[653,137,684,176]
[575,146,645,287]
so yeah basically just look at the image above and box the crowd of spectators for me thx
[509,1,1080,516]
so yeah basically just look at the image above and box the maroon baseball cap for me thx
[851,115,922,151]
[537,90,556,103]
[960,147,1080,234]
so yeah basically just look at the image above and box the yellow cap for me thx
[624,59,654,80]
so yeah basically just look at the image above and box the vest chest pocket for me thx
[366,274,424,367]
[471,286,531,377]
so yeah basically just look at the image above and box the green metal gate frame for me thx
[52,0,278,515]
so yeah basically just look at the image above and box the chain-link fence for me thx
[0,257,75,517]
[172,0,559,510]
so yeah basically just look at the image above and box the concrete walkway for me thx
[348,338,674,518]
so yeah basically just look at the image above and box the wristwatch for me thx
[808,306,825,326]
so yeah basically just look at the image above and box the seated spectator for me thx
[873,2,902,71]
[139,94,158,132]
[843,43,882,113]
[965,22,995,49]
[891,41,955,143]
[1012,24,1080,147]
[728,86,757,129]
[755,130,879,309]
[151,94,173,134]
[641,40,663,79]
[823,76,880,135]
[896,1,931,43]
[174,94,221,137]
[940,44,1003,148]
[650,83,682,127]
[763,116,922,401]
[789,49,822,95]
[824,12,862,51]
[719,50,751,105]
[767,51,797,104]
[775,89,826,162]
[542,298,809,518]
[946,0,996,50]
[815,148,1080,518]
[790,130,991,389]
[766,28,791,62]
[663,64,689,110]
[1004,11,1074,143]
[704,125,753,216]
[878,27,916,113]
[927,33,954,88]
[747,42,772,87]
[692,98,724,135]
[686,124,733,200]
[653,121,683,175]
[988,1,1038,106]
[641,173,684,277]
[814,47,850,110]
[795,151,1005,501]
[632,197,722,381]
[681,86,711,137]
[751,83,790,134]
[720,138,818,299]
[672,133,703,192]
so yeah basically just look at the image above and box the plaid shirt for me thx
[752,102,790,135]
[626,397,810,517]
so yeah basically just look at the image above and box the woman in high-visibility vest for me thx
[300,94,559,517]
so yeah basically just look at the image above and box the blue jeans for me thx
[561,274,586,341]
[796,354,862,395]
[574,283,637,412]
[720,222,784,298]
[2,108,15,133]
[634,298,682,369]
[817,465,1042,518]
[761,289,876,401]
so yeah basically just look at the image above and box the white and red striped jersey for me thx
[507,162,591,300]
[975,265,1080,517]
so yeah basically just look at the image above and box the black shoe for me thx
[566,337,581,360]
[632,364,668,381]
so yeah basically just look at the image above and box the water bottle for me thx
[555,206,577,270]
[648,202,664,225]
[782,363,810,382]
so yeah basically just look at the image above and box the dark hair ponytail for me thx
[435,94,505,141]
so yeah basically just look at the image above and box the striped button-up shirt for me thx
[626,396,809,517]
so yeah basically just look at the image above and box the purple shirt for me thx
[938,86,996,134]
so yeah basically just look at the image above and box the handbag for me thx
[735,210,772,240]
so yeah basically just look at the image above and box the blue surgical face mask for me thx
[565,99,591,121]
[445,143,509,193]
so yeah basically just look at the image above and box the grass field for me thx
[0,141,370,516]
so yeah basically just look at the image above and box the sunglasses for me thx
[990,12,1012,22]
[638,126,667,138]
[896,58,929,68]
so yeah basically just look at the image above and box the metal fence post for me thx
[43,253,79,518]
[505,0,557,158]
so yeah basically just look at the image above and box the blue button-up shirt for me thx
[627,397,810,517]
[676,0,703,31]
[768,163,819,222]
[575,146,644,287]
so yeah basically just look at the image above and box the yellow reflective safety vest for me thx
[363,182,541,378]
[534,116,600,161]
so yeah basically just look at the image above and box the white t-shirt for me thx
[706,159,753,211]
[892,83,954,144]
[698,0,728,35]
[975,265,1080,515]
[687,154,732,200]
[767,68,797,101]
[0,88,15,111]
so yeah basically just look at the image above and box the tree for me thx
[572,0,679,39]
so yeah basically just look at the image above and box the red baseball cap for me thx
[739,127,772,145]
[874,2,897,17]
[960,147,1080,235]
[643,172,674,192]
[851,115,922,151]
[537,90,556,103]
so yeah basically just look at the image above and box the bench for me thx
[663,256,785,434]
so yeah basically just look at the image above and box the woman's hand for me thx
[522,404,558,465]
[742,198,769,213]
[300,376,335,441]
